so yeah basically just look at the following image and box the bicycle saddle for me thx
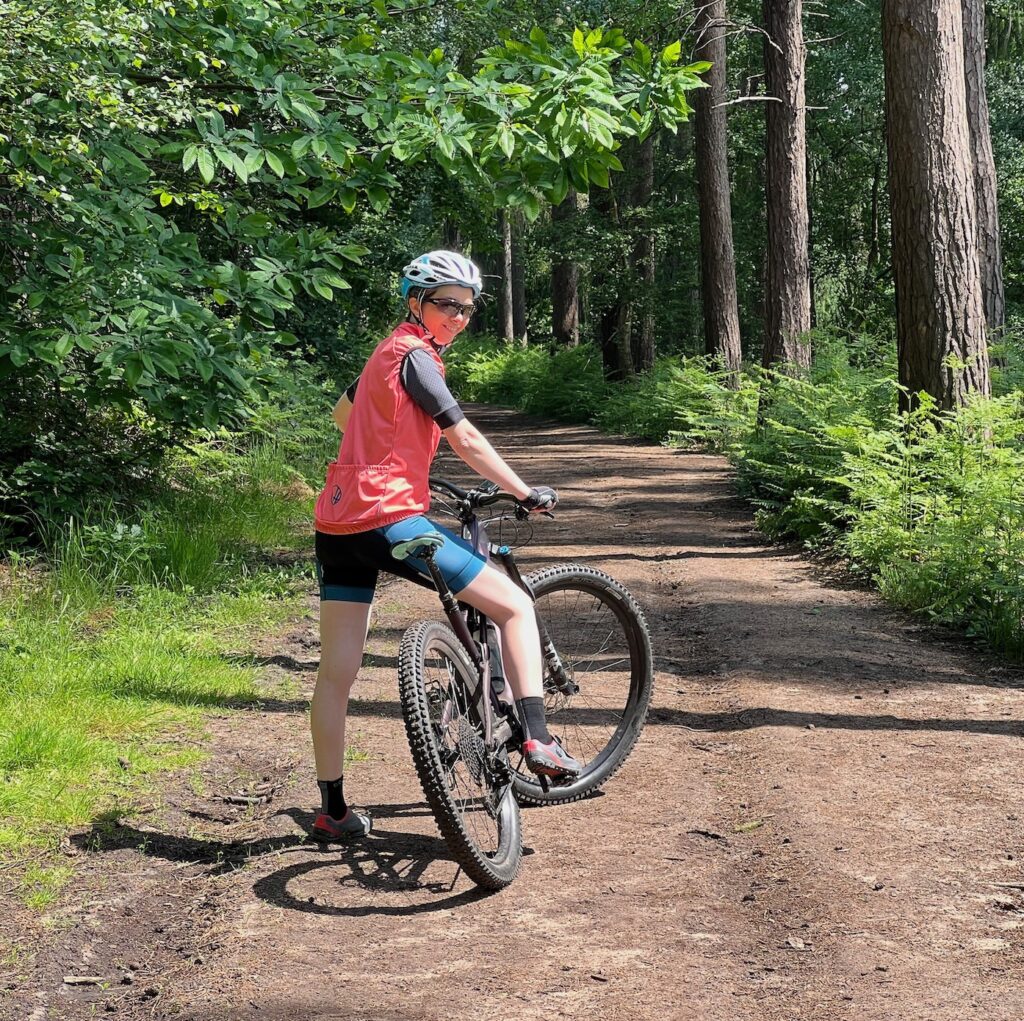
[390,531,445,562]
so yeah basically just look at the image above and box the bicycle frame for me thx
[416,478,578,774]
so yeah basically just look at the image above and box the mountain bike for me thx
[393,477,653,891]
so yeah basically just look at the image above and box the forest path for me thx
[8,406,1024,1021]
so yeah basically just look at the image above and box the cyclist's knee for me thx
[489,585,535,628]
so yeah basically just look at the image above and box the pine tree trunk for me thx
[590,184,634,380]
[962,0,1005,343]
[762,0,812,372]
[693,0,742,386]
[883,0,990,409]
[551,191,581,346]
[498,210,514,344]
[511,212,528,344]
[631,135,657,373]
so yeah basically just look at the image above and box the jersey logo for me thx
[331,484,342,505]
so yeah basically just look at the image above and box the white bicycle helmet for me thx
[400,250,482,298]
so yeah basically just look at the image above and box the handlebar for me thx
[429,477,552,520]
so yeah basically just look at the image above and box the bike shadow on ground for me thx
[73,804,496,916]
[253,805,513,917]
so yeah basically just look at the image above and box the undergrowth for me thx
[0,366,337,884]
[450,331,1024,661]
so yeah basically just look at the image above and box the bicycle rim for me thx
[512,564,653,806]
[398,619,522,889]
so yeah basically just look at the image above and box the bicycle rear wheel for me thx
[512,564,654,807]
[398,619,522,890]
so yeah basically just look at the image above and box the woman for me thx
[310,250,581,841]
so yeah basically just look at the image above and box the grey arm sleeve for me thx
[400,349,465,428]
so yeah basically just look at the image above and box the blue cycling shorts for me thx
[315,515,486,604]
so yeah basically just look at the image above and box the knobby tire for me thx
[512,564,654,807]
[398,619,522,890]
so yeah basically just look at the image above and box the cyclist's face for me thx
[410,284,476,345]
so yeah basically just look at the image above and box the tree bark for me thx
[551,191,581,346]
[762,0,812,372]
[511,212,528,344]
[631,134,657,373]
[883,0,989,410]
[693,0,742,386]
[498,210,514,344]
[962,0,1005,343]
[590,184,634,380]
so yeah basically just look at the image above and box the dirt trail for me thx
[5,406,1024,1021]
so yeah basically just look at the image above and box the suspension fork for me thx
[494,549,579,697]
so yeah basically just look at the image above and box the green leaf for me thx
[182,145,200,172]
[307,184,335,209]
[367,186,389,212]
[683,60,714,75]
[549,168,570,207]
[529,26,548,48]
[338,187,358,213]
[522,192,541,221]
[159,192,174,207]
[265,151,285,177]
[661,40,682,65]
[123,355,144,387]
[197,148,215,184]
[319,271,350,289]
[572,28,585,56]
[496,124,515,160]
[312,277,334,300]
[588,162,610,188]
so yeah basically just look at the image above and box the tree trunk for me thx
[693,0,742,386]
[631,135,657,373]
[762,0,812,372]
[590,184,634,380]
[866,152,881,272]
[442,218,461,252]
[498,210,514,344]
[962,0,1005,344]
[511,212,528,344]
[551,191,581,346]
[883,0,989,410]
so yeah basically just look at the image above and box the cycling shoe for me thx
[522,737,582,780]
[311,809,372,842]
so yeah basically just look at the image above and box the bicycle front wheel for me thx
[398,619,522,890]
[512,564,654,807]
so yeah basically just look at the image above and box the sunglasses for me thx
[423,297,477,319]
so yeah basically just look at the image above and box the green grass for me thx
[0,435,320,867]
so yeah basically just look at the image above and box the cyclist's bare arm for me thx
[443,419,531,500]
[332,392,353,432]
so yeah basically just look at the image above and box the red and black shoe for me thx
[310,808,372,843]
[522,737,582,780]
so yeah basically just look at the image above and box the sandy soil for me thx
[3,405,1024,1021]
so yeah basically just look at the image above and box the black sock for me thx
[516,697,550,743]
[317,776,347,819]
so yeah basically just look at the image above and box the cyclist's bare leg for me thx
[311,599,373,780]
[455,563,542,700]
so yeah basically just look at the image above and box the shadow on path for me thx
[73,805,492,917]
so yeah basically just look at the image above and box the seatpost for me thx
[423,557,483,672]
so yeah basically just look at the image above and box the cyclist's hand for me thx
[519,486,558,513]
